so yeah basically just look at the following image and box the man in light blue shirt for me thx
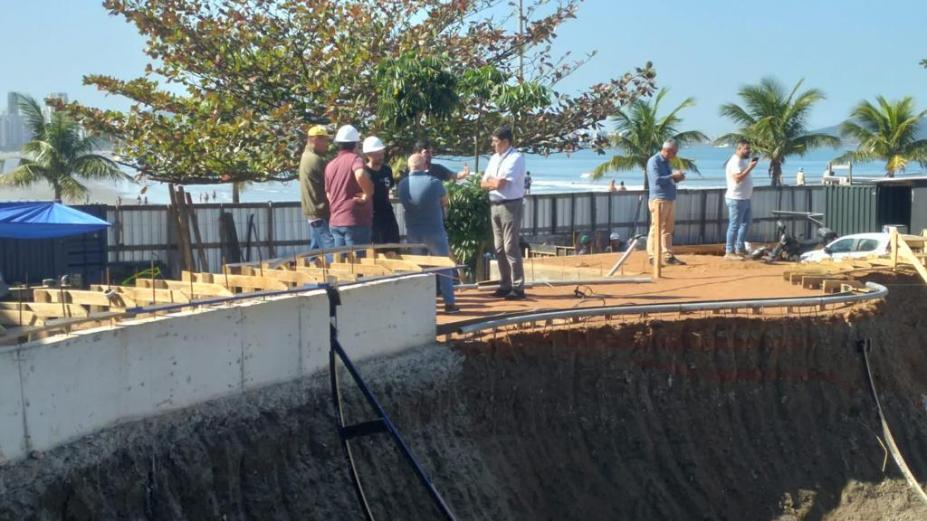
[646,139,687,265]
[398,153,459,314]
[480,125,527,300]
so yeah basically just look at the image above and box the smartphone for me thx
[751,156,760,162]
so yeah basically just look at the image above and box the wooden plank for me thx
[136,278,233,297]
[382,254,456,268]
[0,302,89,319]
[897,234,927,284]
[258,269,327,286]
[0,309,39,327]
[801,275,832,290]
[33,288,115,307]
[359,257,423,272]
[327,262,393,276]
[292,266,358,282]
[92,285,183,306]
[218,274,288,291]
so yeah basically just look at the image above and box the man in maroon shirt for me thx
[325,125,374,247]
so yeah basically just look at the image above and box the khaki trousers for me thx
[647,199,675,259]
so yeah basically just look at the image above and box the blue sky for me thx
[1,0,925,136]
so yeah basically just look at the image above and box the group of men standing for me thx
[298,124,528,313]
[645,138,756,265]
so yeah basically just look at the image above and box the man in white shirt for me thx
[480,125,528,300]
[724,140,758,259]
[795,168,806,186]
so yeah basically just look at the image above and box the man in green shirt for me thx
[299,125,334,250]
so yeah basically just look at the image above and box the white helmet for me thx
[362,136,386,154]
[334,125,360,143]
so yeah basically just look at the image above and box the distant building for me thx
[0,91,70,151]
[7,92,18,115]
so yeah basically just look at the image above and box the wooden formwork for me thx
[0,244,456,342]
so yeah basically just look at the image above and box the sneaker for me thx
[504,289,527,301]
[492,288,511,298]
[444,304,461,314]
[723,253,744,261]
[665,256,686,266]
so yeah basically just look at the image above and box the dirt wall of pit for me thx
[1,275,926,521]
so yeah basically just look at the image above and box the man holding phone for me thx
[646,139,687,266]
[724,139,758,259]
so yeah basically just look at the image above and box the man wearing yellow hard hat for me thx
[299,125,334,251]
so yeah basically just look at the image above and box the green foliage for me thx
[445,176,492,279]
[374,52,459,136]
[0,94,127,201]
[59,0,656,186]
[835,96,927,176]
[717,77,840,186]
[592,88,707,190]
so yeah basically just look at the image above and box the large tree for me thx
[0,94,126,202]
[59,0,656,187]
[592,88,707,190]
[718,78,839,187]
[834,96,927,177]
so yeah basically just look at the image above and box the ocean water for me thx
[0,144,912,204]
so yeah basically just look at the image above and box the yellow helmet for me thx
[307,125,329,137]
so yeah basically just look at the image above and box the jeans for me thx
[406,229,455,305]
[725,198,752,254]
[308,219,334,250]
[490,200,525,291]
[330,225,372,249]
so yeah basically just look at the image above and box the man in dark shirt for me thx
[363,136,400,245]
[415,139,470,182]
[398,153,459,314]
[298,125,333,251]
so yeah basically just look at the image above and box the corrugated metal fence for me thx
[104,186,824,273]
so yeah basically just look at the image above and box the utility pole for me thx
[518,0,525,83]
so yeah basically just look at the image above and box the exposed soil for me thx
[1,274,926,520]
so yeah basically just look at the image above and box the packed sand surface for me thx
[1,274,926,520]
[442,252,846,324]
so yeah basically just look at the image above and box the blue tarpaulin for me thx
[0,202,111,239]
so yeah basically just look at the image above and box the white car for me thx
[800,233,890,263]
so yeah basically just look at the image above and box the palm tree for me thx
[718,78,840,186]
[0,94,126,201]
[593,88,708,190]
[834,96,927,177]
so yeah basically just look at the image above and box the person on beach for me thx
[480,125,528,300]
[362,136,400,245]
[795,168,806,186]
[398,153,460,314]
[414,139,470,181]
[299,125,334,251]
[608,178,617,192]
[646,140,686,266]
[619,181,627,191]
[724,139,757,260]
[325,125,374,247]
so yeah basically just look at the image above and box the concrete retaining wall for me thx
[0,274,435,463]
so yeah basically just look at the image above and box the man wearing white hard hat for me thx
[325,125,374,247]
[363,136,400,245]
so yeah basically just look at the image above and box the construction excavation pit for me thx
[1,244,927,520]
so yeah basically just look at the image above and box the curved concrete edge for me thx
[448,282,888,334]
[0,274,436,463]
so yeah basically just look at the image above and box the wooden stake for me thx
[151,259,156,305]
[653,207,662,280]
